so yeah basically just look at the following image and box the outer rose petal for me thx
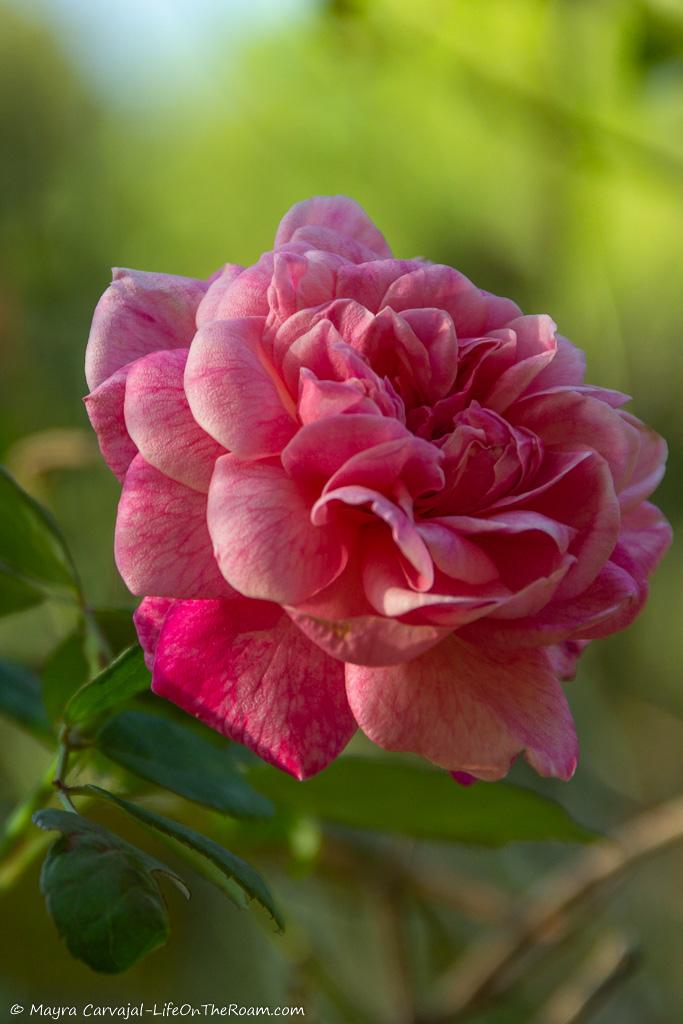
[84,366,137,481]
[153,598,356,779]
[208,455,348,604]
[275,196,392,259]
[85,268,207,391]
[195,263,244,327]
[185,318,297,458]
[133,597,174,670]
[116,455,234,599]
[287,607,450,666]
[345,636,578,781]
[124,348,226,492]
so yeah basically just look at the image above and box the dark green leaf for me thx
[64,645,150,727]
[0,569,44,617]
[0,467,79,593]
[97,710,273,820]
[81,785,283,930]
[0,657,51,739]
[90,607,138,657]
[247,757,596,846]
[34,808,189,974]
[42,625,91,723]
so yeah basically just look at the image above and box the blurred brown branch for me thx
[420,793,683,1023]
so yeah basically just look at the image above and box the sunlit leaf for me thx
[34,808,189,974]
[64,645,150,727]
[247,757,596,846]
[97,710,274,820]
[81,785,284,930]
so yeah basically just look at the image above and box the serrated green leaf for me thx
[34,808,189,974]
[42,625,91,723]
[80,785,284,930]
[0,657,51,739]
[0,568,45,617]
[247,757,596,846]
[97,710,273,820]
[64,645,150,727]
[0,467,79,593]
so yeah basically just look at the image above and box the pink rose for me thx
[85,196,671,782]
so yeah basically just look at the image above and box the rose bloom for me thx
[85,196,670,782]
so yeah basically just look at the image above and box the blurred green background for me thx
[1,0,682,1020]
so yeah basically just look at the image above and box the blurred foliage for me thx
[1,0,682,1020]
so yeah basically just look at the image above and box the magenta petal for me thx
[116,455,234,599]
[84,366,138,481]
[185,318,297,458]
[275,196,392,258]
[153,598,356,779]
[85,269,207,391]
[346,637,578,781]
[124,348,226,492]
[617,413,668,511]
[208,455,348,604]
[133,597,174,669]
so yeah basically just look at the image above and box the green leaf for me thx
[80,785,284,930]
[0,569,44,617]
[247,757,596,846]
[90,607,138,656]
[0,467,79,594]
[42,625,91,723]
[34,808,189,974]
[64,645,150,727]
[97,710,274,820]
[0,657,51,739]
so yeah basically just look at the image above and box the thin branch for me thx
[533,930,640,1024]
[422,793,683,1022]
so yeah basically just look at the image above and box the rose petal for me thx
[275,196,392,258]
[185,317,297,458]
[133,596,174,669]
[208,455,348,604]
[124,348,225,492]
[345,636,578,780]
[85,268,207,391]
[153,598,356,779]
[116,455,234,599]
[84,366,137,481]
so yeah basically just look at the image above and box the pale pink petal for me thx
[153,598,356,779]
[84,366,137,481]
[281,414,409,490]
[275,196,392,258]
[546,640,589,681]
[285,224,382,263]
[345,636,578,780]
[509,390,636,490]
[267,250,341,323]
[85,268,207,391]
[208,455,348,604]
[185,318,297,458]
[124,348,225,492]
[382,265,491,337]
[287,607,450,667]
[116,455,234,599]
[195,263,244,326]
[196,254,272,324]
[134,596,174,669]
